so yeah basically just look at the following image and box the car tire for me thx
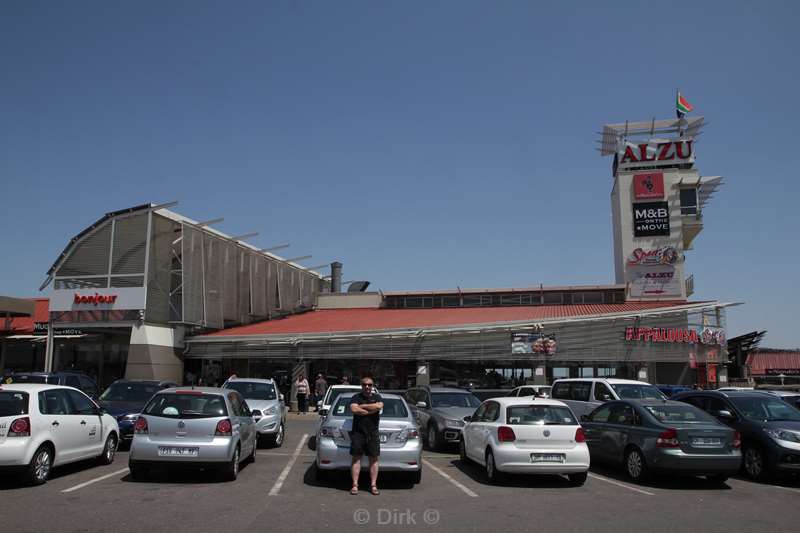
[222,446,240,482]
[98,433,118,465]
[485,449,502,484]
[459,437,469,464]
[269,423,285,448]
[706,474,729,485]
[24,444,53,486]
[409,469,422,484]
[427,424,441,452]
[624,447,649,483]
[248,440,257,464]
[129,463,148,481]
[568,472,588,486]
[743,446,769,481]
[315,464,328,482]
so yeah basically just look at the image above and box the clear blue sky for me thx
[1,1,798,347]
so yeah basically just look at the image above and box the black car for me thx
[672,390,800,480]
[7,372,99,398]
[97,379,177,443]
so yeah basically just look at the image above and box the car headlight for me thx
[765,428,800,444]
[265,406,277,416]
[445,419,464,428]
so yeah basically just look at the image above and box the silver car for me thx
[222,378,286,447]
[128,387,257,481]
[315,393,422,484]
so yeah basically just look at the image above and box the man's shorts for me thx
[350,431,380,457]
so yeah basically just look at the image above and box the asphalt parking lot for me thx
[3,416,800,533]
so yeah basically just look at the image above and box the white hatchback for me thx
[460,397,590,485]
[0,383,120,485]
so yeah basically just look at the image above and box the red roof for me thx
[746,350,800,375]
[0,298,49,334]
[203,301,692,337]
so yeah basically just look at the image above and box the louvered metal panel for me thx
[56,223,112,277]
[250,255,267,318]
[222,241,239,322]
[54,277,109,289]
[111,275,145,287]
[146,214,178,323]
[237,249,250,323]
[204,234,224,329]
[182,224,205,325]
[266,259,277,315]
[111,213,147,274]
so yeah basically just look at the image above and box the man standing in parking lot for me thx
[314,374,328,411]
[349,374,383,495]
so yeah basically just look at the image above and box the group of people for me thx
[293,373,352,413]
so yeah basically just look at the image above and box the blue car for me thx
[97,380,177,444]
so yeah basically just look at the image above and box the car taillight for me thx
[134,416,148,434]
[575,427,586,443]
[407,429,419,439]
[8,417,30,437]
[215,419,232,436]
[733,431,742,449]
[497,426,516,442]
[656,428,679,448]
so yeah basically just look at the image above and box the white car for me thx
[0,383,120,485]
[317,385,379,415]
[459,397,590,485]
[507,385,552,399]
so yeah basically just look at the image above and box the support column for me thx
[44,320,54,372]
[124,324,185,382]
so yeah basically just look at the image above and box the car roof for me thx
[0,383,80,393]
[328,385,361,389]
[225,378,276,384]
[675,390,777,399]
[110,379,174,385]
[159,387,229,395]
[420,386,473,393]
[331,392,403,403]
[486,396,569,408]
[11,371,90,377]
[552,378,652,385]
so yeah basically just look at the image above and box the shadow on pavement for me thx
[451,458,577,488]
[0,456,114,491]
[588,462,733,491]
[302,463,416,492]
[121,459,257,485]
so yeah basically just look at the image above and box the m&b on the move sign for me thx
[633,201,670,237]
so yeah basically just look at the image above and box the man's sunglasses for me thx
[361,383,373,387]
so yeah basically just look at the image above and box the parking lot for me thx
[3,415,800,533]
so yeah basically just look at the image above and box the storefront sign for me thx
[627,265,682,297]
[633,201,670,237]
[512,333,557,355]
[33,323,84,336]
[627,246,681,266]
[49,287,146,312]
[699,327,726,346]
[618,140,694,171]
[633,172,665,199]
[73,293,118,305]
[625,327,699,343]
[766,369,800,376]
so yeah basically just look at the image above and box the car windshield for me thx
[729,396,800,422]
[506,405,576,425]
[224,381,277,400]
[326,387,360,406]
[611,384,665,400]
[330,397,408,418]
[143,393,228,419]
[431,393,481,408]
[0,391,29,416]
[645,404,717,424]
[100,383,162,403]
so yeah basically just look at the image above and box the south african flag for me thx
[676,92,693,117]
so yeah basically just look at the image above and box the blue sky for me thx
[1,1,798,347]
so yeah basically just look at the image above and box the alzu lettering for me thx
[620,141,693,164]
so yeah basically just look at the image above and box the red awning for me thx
[746,351,800,375]
[0,299,49,335]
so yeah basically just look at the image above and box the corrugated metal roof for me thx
[746,350,800,375]
[0,299,50,334]
[200,301,693,338]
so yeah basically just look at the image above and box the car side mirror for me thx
[463,415,472,423]
[580,415,589,422]
[416,401,428,409]
[717,410,734,420]
[279,394,285,402]
[602,394,612,401]
[319,409,328,417]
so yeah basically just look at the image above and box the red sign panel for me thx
[633,172,664,199]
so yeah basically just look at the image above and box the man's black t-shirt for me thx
[350,392,383,434]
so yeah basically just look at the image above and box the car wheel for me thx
[744,447,768,480]
[222,446,240,482]
[98,433,118,465]
[625,447,648,482]
[270,423,285,448]
[24,445,53,486]
[427,424,441,452]
[459,437,469,464]
[568,472,588,486]
[485,449,502,484]
[706,474,729,485]
[315,463,328,482]
[409,469,422,484]
[129,462,148,481]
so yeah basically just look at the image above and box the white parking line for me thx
[770,484,800,495]
[61,468,129,493]
[422,459,478,498]
[268,434,309,496]
[587,473,654,496]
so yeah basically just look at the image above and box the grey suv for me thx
[406,386,481,451]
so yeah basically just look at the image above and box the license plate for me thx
[531,453,565,463]
[158,446,199,457]
[379,433,389,444]
[691,437,722,447]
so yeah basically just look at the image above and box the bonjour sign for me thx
[73,293,118,305]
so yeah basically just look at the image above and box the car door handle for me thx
[52,421,60,427]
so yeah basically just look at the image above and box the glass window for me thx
[707,397,730,416]
[472,403,488,422]
[224,381,277,400]
[484,402,500,422]
[579,368,594,378]
[0,391,29,416]
[325,387,361,407]
[65,375,80,388]
[551,382,570,400]
[609,404,636,425]
[589,404,613,423]
[506,405,576,425]
[431,393,481,409]
[729,396,800,422]
[228,393,243,417]
[570,382,591,401]
[644,404,717,424]
[610,384,665,400]
[680,188,698,215]
[39,390,71,415]
[143,393,229,419]
[78,376,98,395]
[594,382,614,402]
[100,382,162,403]
[66,389,97,415]
[330,397,408,418]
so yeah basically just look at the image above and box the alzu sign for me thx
[617,139,694,171]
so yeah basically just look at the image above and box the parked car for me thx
[507,385,552,399]
[717,387,755,392]
[672,390,800,480]
[8,372,100,399]
[460,397,589,485]
[315,393,422,483]
[656,384,693,398]
[128,387,257,481]
[97,380,177,445]
[405,386,481,451]
[317,385,378,415]
[759,390,800,410]
[222,378,286,447]
[551,378,666,418]
[0,383,119,485]
[581,400,740,483]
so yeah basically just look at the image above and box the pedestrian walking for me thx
[341,376,350,385]
[295,374,310,413]
[314,374,328,411]
[348,374,383,495]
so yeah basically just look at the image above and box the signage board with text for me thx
[632,201,670,237]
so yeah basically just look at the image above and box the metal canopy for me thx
[598,116,705,156]
[0,296,35,317]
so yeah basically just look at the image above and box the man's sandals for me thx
[350,485,380,495]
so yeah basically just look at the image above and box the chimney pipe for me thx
[330,261,342,293]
